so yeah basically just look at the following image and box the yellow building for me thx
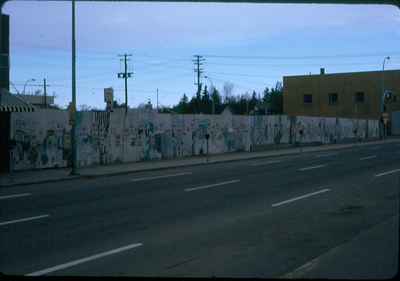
[283,69,400,120]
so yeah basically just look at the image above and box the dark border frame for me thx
[1,0,400,10]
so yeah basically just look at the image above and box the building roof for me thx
[0,90,36,112]
[283,69,400,79]
[16,94,55,106]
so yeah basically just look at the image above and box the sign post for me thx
[382,112,389,139]
[205,133,210,163]
[298,123,304,153]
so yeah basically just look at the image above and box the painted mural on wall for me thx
[10,110,70,170]
[10,108,380,171]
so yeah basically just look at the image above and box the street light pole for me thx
[70,0,78,175]
[381,56,390,139]
[22,78,35,94]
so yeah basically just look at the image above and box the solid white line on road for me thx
[26,242,143,276]
[131,172,192,182]
[298,164,327,171]
[184,179,240,192]
[0,193,31,200]
[374,169,400,177]
[251,160,283,166]
[0,214,49,226]
[271,188,331,207]
[359,155,377,161]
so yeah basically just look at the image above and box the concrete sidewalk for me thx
[1,138,400,188]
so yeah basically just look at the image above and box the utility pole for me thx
[43,78,50,108]
[118,53,133,114]
[193,55,205,113]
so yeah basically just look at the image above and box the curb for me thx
[2,138,400,187]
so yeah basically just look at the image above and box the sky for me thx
[2,1,400,109]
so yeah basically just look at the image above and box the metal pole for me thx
[124,54,128,114]
[156,88,159,112]
[43,78,47,108]
[206,137,209,162]
[381,56,390,139]
[70,0,78,175]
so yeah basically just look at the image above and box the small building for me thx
[0,90,35,173]
[283,69,400,121]
[16,94,55,108]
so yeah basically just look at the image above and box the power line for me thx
[205,61,400,68]
[203,52,400,60]
[208,71,281,78]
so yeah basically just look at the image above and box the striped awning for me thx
[0,90,36,112]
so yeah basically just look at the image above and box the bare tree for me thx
[223,82,234,102]
[79,104,92,111]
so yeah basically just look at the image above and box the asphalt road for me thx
[0,142,399,277]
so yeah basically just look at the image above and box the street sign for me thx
[104,87,114,103]
[68,103,76,125]
[104,88,114,111]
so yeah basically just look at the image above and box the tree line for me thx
[159,81,283,115]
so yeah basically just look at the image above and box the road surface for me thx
[1,142,399,277]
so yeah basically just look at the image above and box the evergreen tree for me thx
[210,87,222,114]
[174,93,189,113]
[201,85,212,114]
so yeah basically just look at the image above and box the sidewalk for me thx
[1,137,400,188]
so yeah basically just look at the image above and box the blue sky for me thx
[2,1,400,109]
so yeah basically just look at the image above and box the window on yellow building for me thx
[355,92,365,103]
[328,93,338,105]
[303,94,313,104]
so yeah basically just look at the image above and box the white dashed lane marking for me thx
[0,215,50,226]
[185,180,240,192]
[298,164,327,171]
[0,193,31,200]
[375,169,400,177]
[359,155,376,161]
[131,172,192,182]
[26,243,143,276]
[272,188,331,207]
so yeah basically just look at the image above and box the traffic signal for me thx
[384,91,393,103]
